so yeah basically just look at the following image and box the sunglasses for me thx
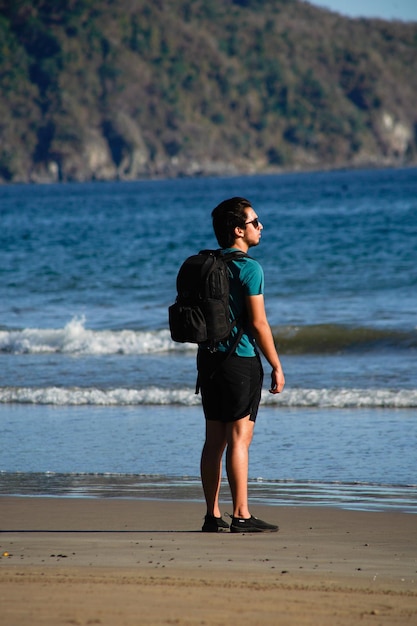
[245,218,260,229]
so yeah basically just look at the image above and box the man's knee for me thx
[227,416,254,446]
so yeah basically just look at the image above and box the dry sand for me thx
[1,496,416,625]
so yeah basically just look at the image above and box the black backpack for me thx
[169,249,247,348]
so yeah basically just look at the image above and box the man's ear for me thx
[234,225,244,239]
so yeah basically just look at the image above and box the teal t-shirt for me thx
[217,247,264,357]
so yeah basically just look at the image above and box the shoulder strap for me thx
[198,249,249,262]
[221,250,248,263]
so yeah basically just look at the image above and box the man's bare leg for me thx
[200,420,227,517]
[226,415,254,519]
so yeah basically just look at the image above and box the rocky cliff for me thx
[1,0,416,183]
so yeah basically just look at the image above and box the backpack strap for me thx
[198,248,248,262]
[221,248,248,341]
[195,323,244,394]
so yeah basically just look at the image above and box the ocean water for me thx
[1,167,416,512]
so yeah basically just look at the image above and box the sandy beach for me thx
[0,497,416,625]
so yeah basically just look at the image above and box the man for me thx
[198,197,285,533]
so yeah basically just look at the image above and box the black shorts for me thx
[197,350,263,423]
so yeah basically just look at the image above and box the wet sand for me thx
[1,497,416,625]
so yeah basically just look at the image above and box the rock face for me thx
[380,112,413,157]
[1,0,417,183]
[101,113,150,179]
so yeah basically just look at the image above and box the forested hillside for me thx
[1,0,416,183]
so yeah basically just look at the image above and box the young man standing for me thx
[198,197,285,533]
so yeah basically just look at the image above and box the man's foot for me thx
[202,513,230,533]
[230,515,279,533]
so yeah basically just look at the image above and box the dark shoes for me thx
[202,513,279,533]
[230,515,279,533]
[202,513,230,533]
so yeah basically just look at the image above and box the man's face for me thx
[242,207,263,248]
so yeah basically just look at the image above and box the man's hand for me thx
[269,368,285,394]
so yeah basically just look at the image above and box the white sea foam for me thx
[0,385,415,408]
[263,387,417,408]
[0,317,194,355]
[0,386,201,406]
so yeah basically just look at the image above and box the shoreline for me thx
[1,497,416,625]
[1,472,416,514]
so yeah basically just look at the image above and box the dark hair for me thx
[211,197,252,247]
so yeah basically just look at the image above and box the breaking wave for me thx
[0,385,416,408]
[0,317,187,355]
[1,317,416,356]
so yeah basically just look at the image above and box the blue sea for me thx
[1,167,416,513]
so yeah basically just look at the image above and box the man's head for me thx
[212,197,262,248]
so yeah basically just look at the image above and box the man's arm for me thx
[245,294,285,394]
